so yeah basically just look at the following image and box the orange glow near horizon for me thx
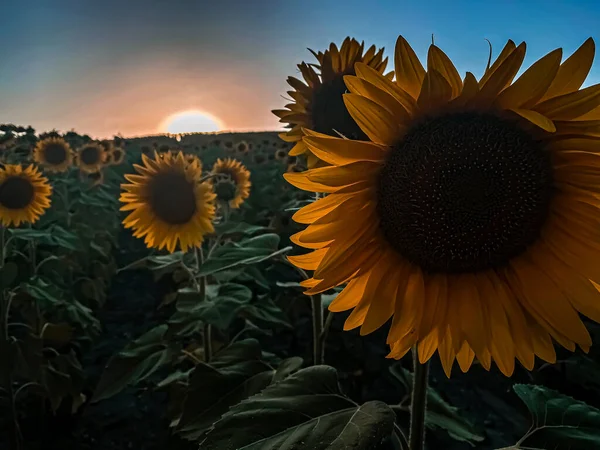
[160,110,224,134]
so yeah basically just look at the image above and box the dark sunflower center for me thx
[80,146,101,165]
[148,171,197,225]
[311,73,368,140]
[0,176,34,209]
[377,112,554,274]
[214,179,237,201]
[44,143,68,164]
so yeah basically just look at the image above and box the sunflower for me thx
[33,137,73,172]
[0,164,52,226]
[272,37,391,168]
[275,149,287,161]
[211,158,251,208]
[223,140,234,151]
[110,147,125,165]
[235,141,249,154]
[77,143,107,173]
[87,170,104,186]
[285,36,600,377]
[184,153,200,168]
[253,153,266,165]
[120,151,216,253]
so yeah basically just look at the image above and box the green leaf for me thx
[199,234,291,276]
[200,365,396,450]
[91,325,177,402]
[513,384,600,449]
[239,294,292,329]
[390,365,484,446]
[214,221,267,237]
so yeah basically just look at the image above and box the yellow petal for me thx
[541,37,596,101]
[394,35,426,99]
[287,248,328,271]
[427,45,462,98]
[450,72,479,108]
[495,48,562,109]
[479,40,517,87]
[343,93,404,146]
[344,75,411,123]
[510,109,556,132]
[534,83,600,120]
[303,136,388,166]
[477,42,526,107]
[417,69,452,112]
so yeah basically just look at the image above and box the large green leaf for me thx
[390,364,484,446]
[200,365,395,450]
[513,384,600,449]
[91,325,178,402]
[214,221,268,237]
[198,234,291,276]
[239,294,291,329]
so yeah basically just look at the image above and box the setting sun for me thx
[160,110,223,134]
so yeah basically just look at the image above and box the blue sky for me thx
[0,0,598,137]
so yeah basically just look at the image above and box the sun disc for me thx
[161,110,223,134]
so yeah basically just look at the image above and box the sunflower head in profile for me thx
[120,151,216,253]
[223,140,234,151]
[211,158,251,209]
[77,143,107,173]
[273,37,391,168]
[286,36,600,378]
[33,137,73,173]
[110,147,126,165]
[87,170,104,187]
[275,149,287,161]
[235,141,249,154]
[0,164,52,227]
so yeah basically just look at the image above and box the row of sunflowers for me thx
[3,32,600,450]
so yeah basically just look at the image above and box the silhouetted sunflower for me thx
[120,151,215,253]
[275,149,287,161]
[253,153,266,165]
[0,164,52,226]
[87,171,104,186]
[223,140,234,151]
[110,147,125,165]
[235,141,249,154]
[33,137,73,172]
[77,143,106,173]
[273,37,391,168]
[286,36,600,377]
[211,158,251,208]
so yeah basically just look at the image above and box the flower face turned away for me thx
[286,35,600,377]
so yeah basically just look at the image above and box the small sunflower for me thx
[211,158,251,209]
[110,147,125,165]
[275,149,287,161]
[273,37,391,168]
[253,153,266,165]
[33,137,73,172]
[120,151,216,253]
[235,141,249,154]
[77,143,107,173]
[0,164,52,226]
[223,140,234,151]
[286,36,600,377]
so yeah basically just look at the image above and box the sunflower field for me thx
[2,35,600,450]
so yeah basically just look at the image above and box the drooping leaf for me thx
[513,384,600,449]
[198,234,291,276]
[91,325,178,402]
[200,365,396,450]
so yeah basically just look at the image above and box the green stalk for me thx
[408,347,430,450]
[194,246,211,362]
[311,294,323,365]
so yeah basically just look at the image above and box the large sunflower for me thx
[0,164,52,226]
[211,158,251,209]
[120,151,216,253]
[33,137,73,172]
[77,143,107,173]
[285,36,600,377]
[273,37,391,168]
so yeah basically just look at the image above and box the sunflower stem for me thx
[408,348,430,450]
[194,245,211,363]
[310,294,323,365]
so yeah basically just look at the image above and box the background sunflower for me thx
[286,35,600,378]
[211,158,251,209]
[272,37,392,168]
[0,164,52,226]
[77,142,107,173]
[33,137,73,172]
[120,151,216,253]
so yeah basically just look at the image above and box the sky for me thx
[1,0,599,138]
